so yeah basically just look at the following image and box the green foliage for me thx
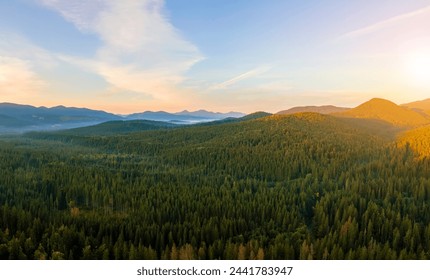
[1,113,430,259]
[398,124,430,158]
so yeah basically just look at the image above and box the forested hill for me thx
[334,98,430,127]
[58,120,178,136]
[402,98,430,116]
[398,124,430,158]
[277,105,348,115]
[1,112,430,260]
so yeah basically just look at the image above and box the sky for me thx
[1,0,430,114]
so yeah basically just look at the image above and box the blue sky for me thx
[1,0,430,113]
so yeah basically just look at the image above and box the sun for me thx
[404,51,430,89]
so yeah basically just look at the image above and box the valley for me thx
[1,98,430,259]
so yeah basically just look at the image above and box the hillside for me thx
[277,105,348,115]
[4,112,430,260]
[0,114,32,128]
[60,120,178,136]
[2,107,430,260]
[402,98,430,116]
[398,124,430,158]
[236,111,272,121]
[334,98,430,127]
[195,111,272,126]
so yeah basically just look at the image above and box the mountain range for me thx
[277,98,430,128]
[127,110,243,124]
[402,99,430,116]
[0,103,120,133]
[0,103,245,133]
[2,97,430,134]
[276,105,349,115]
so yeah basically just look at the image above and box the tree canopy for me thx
[1,113,429,259]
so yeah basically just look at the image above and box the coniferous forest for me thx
[1,112,430,260]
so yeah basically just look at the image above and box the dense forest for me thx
[1,112,430,260]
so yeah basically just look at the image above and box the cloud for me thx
[38,0,203,101]
[58,54,190,101]
[0,33,60,103]
[0,56,47,98]
[338,5,430,40]
[39,0,107,31]
[210,65,272,90]
[0,33,56,68]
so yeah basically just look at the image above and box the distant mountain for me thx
[402,98,430,116]
[334,98,430,127]
[277,105,349,115]
[0,103,118,120]
[126,111,209,123]
[0,103,120,133]
[175,110,244,119]
[126,110,244,124]
[0,103,246,133]
[239,111,272,121]
[197,111,272,126]
[127,111,180,121]
[0,113,33,128]
[9,98,430,134]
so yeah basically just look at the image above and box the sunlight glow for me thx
[405,51,430,89]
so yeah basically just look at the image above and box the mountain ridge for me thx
[0,102,121,133]
[402,98,430,116]
[0,102,246,133]
[333,98,430,127]
[277,105,349,115]
[175,109,244,119]
[3,98,430,133]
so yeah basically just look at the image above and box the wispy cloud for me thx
[0,56,47,98]
[0,33,57,68]
[39,0,107,31]
[338,5,430,40]
[210,66,272,90]
[38,0,204,102]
